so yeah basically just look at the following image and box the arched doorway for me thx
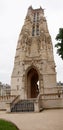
[27,68,39,98]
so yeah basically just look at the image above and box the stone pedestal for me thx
[6,103,11,113]
[34,99,40,112]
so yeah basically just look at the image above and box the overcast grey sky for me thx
[0,0,63,84]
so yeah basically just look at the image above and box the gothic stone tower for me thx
[11,6,56,99]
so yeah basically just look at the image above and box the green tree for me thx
[55,28,63,59]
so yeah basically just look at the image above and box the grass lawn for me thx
[0,119,19,130]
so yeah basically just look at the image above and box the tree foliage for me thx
[55,28,63,59]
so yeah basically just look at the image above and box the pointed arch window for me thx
[32,25,35,36]
[32,12,40,36]
[33,12,39,22]
[37,12,39,22]
[36,24,39,35]
[33,13,36,22]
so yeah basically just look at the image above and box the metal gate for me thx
[11,100,34,112]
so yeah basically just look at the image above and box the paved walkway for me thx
[0,109,63,130]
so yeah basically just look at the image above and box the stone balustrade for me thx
[40,93,63,100]
[0,95,16,102]
[0,95,16,110]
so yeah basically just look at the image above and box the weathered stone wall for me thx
[11,6,56,98]
[0,95,16,110]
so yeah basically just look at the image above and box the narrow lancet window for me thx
[33,13,36,22]
[37,12,39,22]
[32,26,35,36]
[36,25,39,35]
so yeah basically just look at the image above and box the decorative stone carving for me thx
[26,15,32,23]
[11,6,56,101]
[22,62,25,71]
[39,31,47,50]
[40,30,45,41]
[36,37,41,52]
[43,35,52,51]
[49,63,55,72]
[20,30,32,52]
[22,75,25,82]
